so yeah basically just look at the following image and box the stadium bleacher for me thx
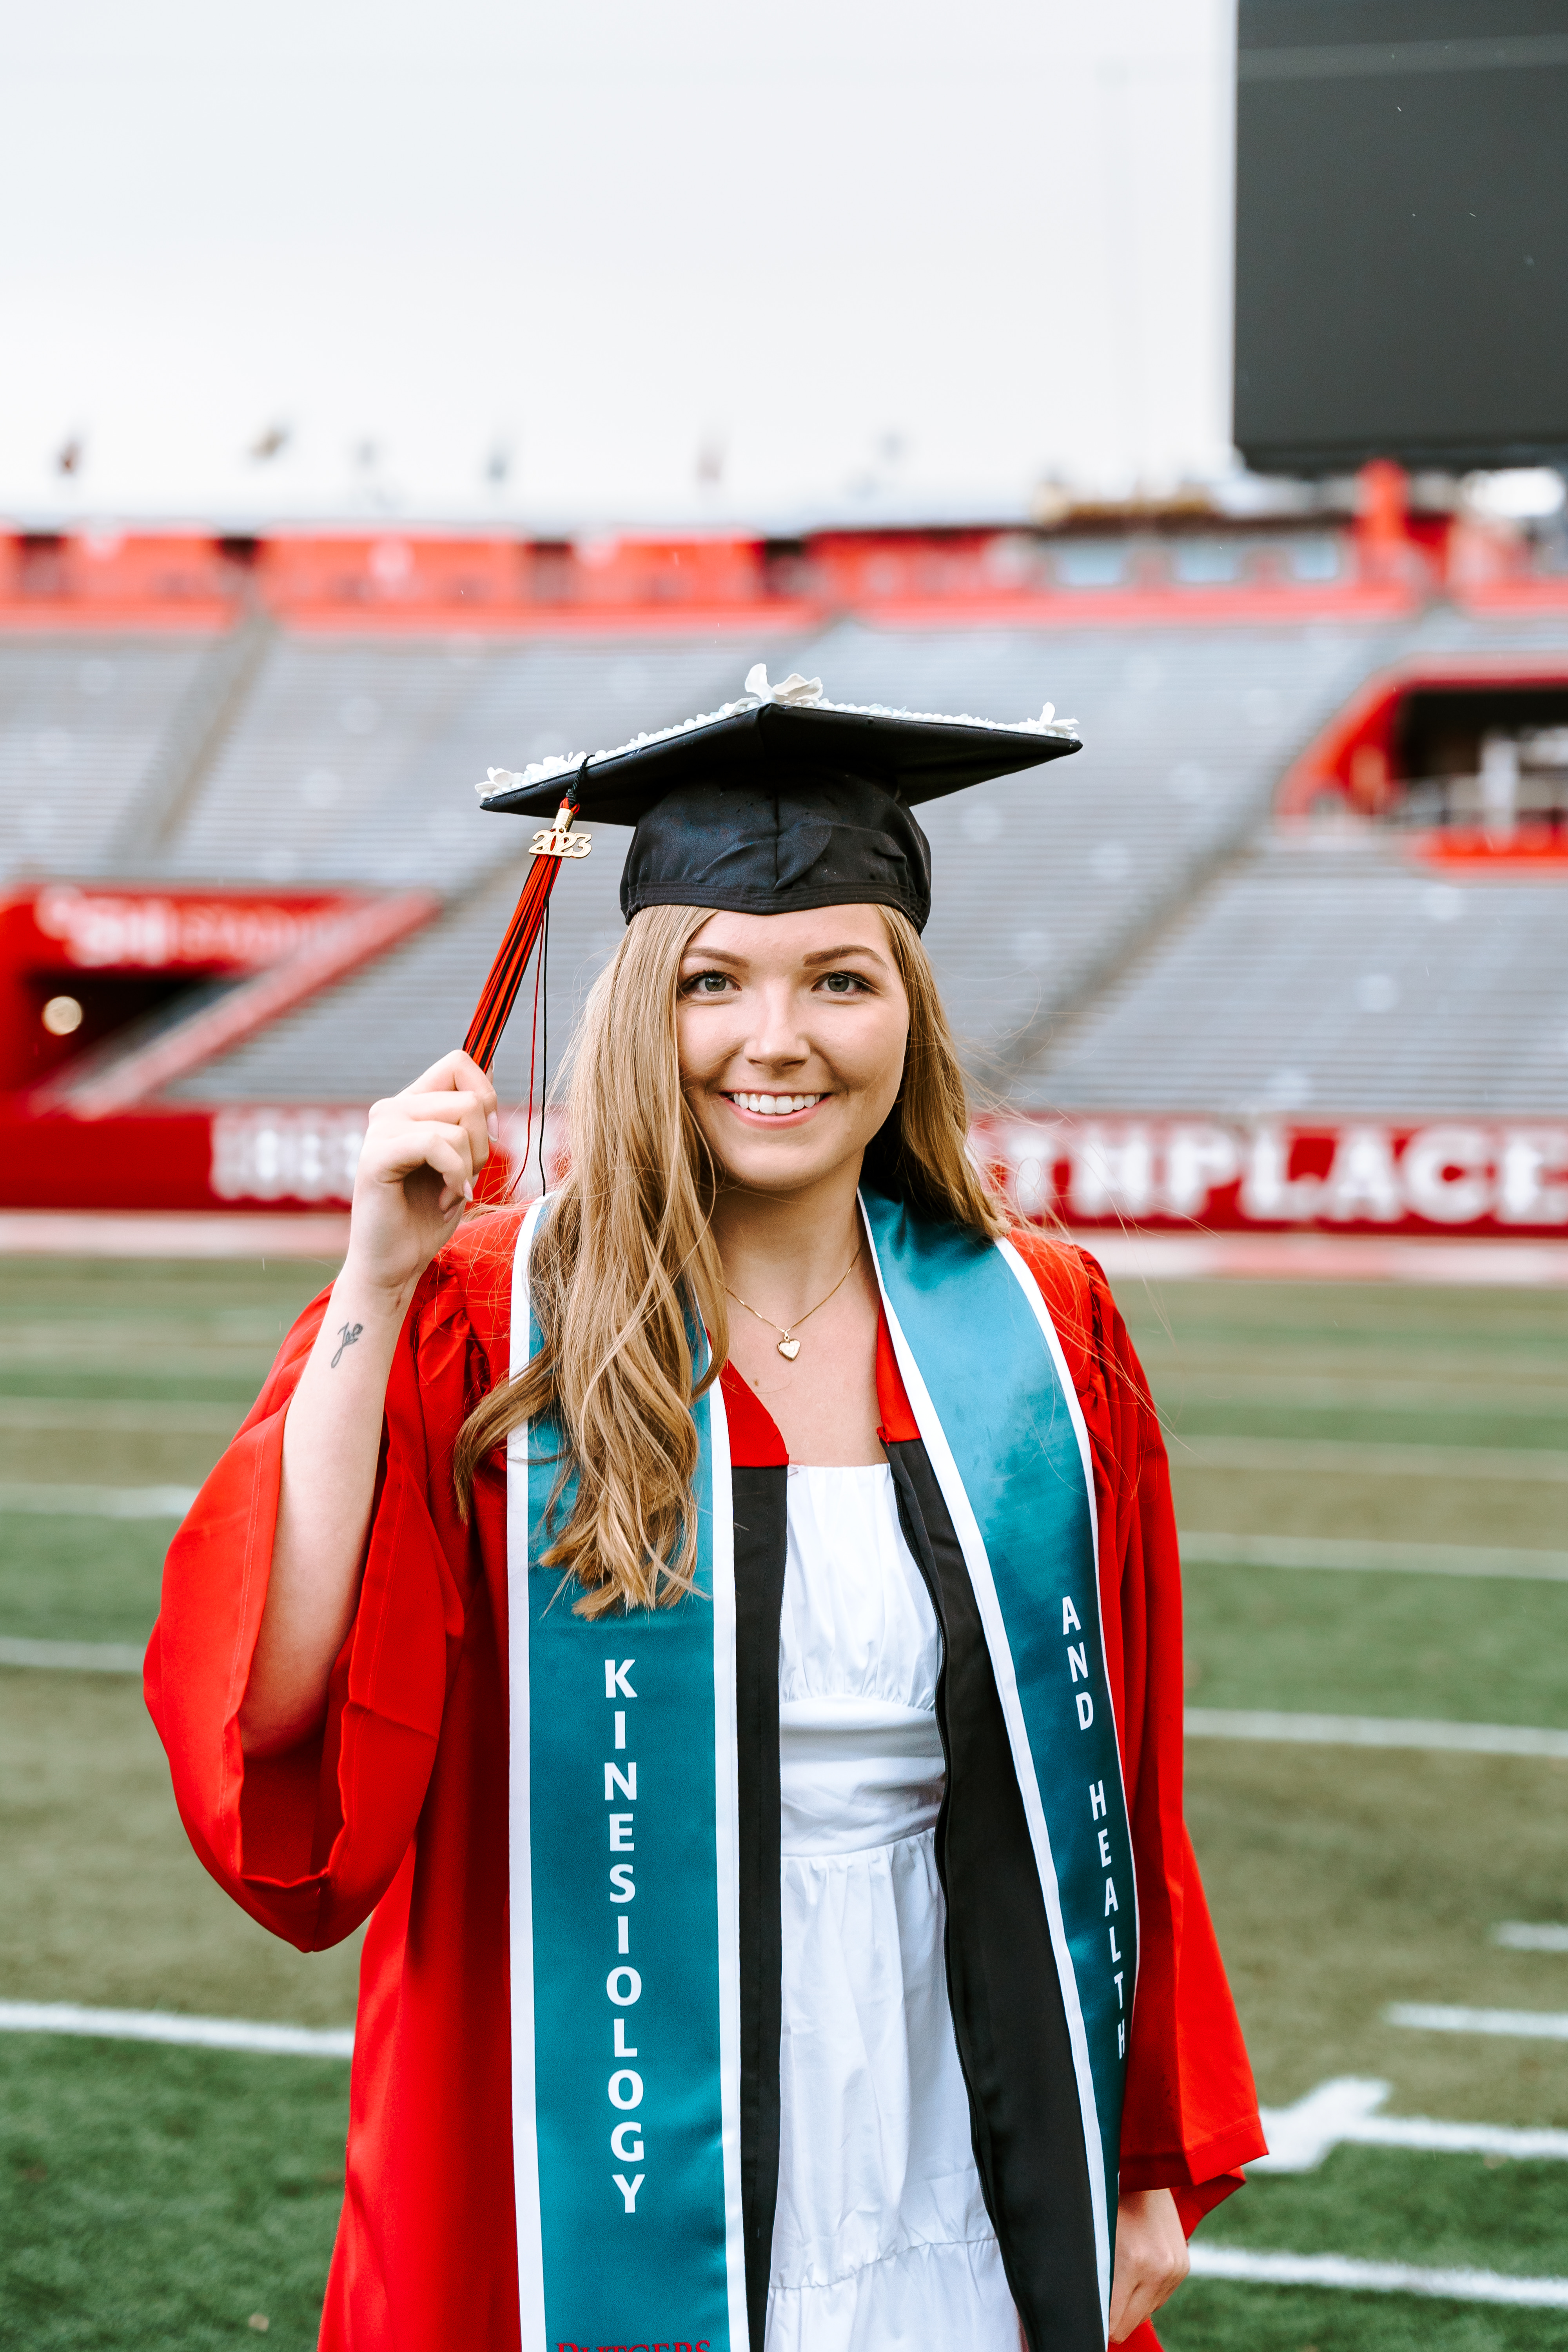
[1024,838,1568,1116]
[3,532,1565,1184]
[145,613,1402,1106]
[0,633,219,879]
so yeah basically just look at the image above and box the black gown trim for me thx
[731,1464,788,2352]
[886,1439,1106,2352]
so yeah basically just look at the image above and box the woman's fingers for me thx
[362,1118,477,1202]
[401,1049,500,1120]
[1108,2189,1190,2341]
[368,1081,498,1181]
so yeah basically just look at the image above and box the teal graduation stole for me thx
[505,1191,1136,2350]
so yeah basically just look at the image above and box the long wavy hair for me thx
[454,901,1009,1616]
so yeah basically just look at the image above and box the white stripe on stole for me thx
[704,1374,752,2352]
[993,1234,1142,2017]
[507,1195,550,2345]
[860,1212,1115,2333]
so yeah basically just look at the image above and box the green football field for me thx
[1,1251,1565,2350]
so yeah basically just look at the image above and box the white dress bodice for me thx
[765,1465,1024,2352]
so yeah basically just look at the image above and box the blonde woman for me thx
[150,681,1262,2352]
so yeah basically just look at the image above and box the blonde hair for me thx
[454,901,1007,1616]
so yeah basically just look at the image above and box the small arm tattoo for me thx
[330,1321,364,1368]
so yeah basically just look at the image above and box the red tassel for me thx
[463,798,584,1073]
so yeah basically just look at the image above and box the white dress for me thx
[764,1465,1024,2352]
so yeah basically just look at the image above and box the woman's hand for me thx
[1109,2187,1189,2341]
[345,1050,499,1304]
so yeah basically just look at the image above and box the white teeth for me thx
[733,1092,820,1115]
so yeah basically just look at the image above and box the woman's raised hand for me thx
[346,1049,500,1301]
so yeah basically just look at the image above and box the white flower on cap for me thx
[744,663,825,707]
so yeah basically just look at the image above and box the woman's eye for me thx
[819,971,867,995]
[682,971,733,996]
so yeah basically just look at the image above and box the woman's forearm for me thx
[233,1050,497,1758]
[238,1270,417,1757]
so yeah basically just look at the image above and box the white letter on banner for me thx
[614,2017,637,2057]
[1069,1125,1154,1219]
[613,2172,645,2212]
[609,1815,635,1850]
[611,2124,644,2163]
[1077,1692,1094,1729]
[609,1864,635,1903]
[1401,1126,1492,1223]
[605,1659,636,1698]
[1163,1123,1241,1218]
[1321,1127,1401,1223]
[1067,1642,1089,1682]
[1062,1597,1082,1635]
[605,1762,637,1801]
[609,2071,644,2109]
[1089,1780,1107,1820]
[1240,1123,1322,1220]
[1098,1828,1112,1867]
[607,1968,642,2006]
[1498,1131,1568,1224]
[1105,1878,1119,1915]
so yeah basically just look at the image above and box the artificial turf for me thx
[0,2034,347,2352]
[1160,2282,1565,2351]
[1181,1554,1568,1727]
[0,1515,172,1648]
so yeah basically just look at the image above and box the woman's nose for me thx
[745,985,809,1065]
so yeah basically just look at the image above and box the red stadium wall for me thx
[974,1114,1568,1239]
[2,1102,1564,1236]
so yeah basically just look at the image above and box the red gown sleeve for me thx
[1010,1232,1266,2236]
[144,1257,481,1953]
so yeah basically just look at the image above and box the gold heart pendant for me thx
[777,1336,801,1360]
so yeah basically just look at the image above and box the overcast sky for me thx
[2,0,1237,528]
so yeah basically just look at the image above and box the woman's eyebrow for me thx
[800,945,889,969]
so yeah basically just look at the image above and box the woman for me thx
[149,677,1263,2352]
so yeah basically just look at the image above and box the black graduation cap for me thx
[463,666,1080,1071]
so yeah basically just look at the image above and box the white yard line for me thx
[1180,1530,1568,1581]
[0,1482,197,1518]
[1189,2246,1568,2308]
[1185,1709,1568,1759]
[0,1398,238,1432]
[1495,1923,1568,1952]
[0,1637,145,1673]
[1170,1372,1568,1413]
[1174,1436,1568,1482]
[0,1210,350,1259]
[1388,2004,1568,2042]
[1255,2076,1568,2172]
[1072,1233,1568,1290]
[0,2001,352,2056]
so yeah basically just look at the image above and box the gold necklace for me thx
[726,1243,863,1360]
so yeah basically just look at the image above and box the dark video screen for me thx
[1234,0,1568,474]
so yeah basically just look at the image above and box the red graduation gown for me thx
[146,1208,1264,2350]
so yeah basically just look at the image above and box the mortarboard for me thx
[463,664,1080,1072]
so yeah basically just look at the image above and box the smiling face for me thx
[675,905,910,1199]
